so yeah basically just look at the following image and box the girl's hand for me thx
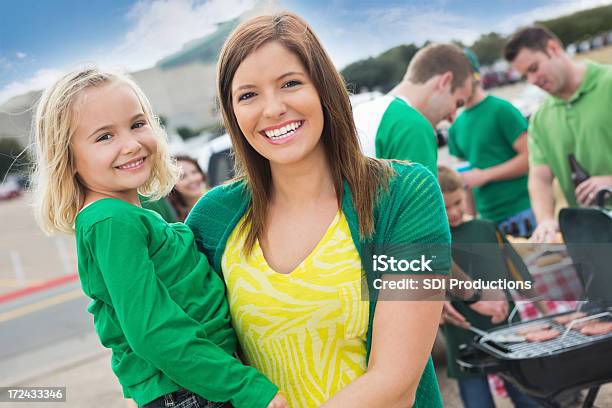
[266,392,288,408]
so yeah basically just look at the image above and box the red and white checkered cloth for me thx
[488,259,582,397]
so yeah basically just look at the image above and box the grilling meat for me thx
[525,328,561,342]
[570,319,599,330]
[518,323,552,335]
[553,312,587,325]
[580,322,612,336]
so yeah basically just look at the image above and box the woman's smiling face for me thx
[230,41,325,167]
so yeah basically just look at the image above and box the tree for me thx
[341,44,418,93]
[471,32,507,66]
[176,126,199,140]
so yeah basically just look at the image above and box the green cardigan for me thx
[186,161,451,407]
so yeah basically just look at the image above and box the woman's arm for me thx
[322,299,443,407]
[324,164,449,407]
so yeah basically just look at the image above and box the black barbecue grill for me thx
[457,308,612,407]
[457,190,612,408]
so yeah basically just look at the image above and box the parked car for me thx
[591,36,604,49]
[0,176,22,201]
[578,40,591,53]
[194,133,234,188]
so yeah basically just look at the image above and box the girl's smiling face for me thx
[230,41,325,167]
[71,80,158,202]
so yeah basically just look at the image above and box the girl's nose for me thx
[122,136,142,155]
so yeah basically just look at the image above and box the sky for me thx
[1,0,611,104]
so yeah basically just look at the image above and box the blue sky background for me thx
[1,0,611,104]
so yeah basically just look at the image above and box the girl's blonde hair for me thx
[32,67,179,234]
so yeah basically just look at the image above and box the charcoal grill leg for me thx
[582,386,600,408]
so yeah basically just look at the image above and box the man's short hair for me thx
[407,43,472,91]
[437,165,464,193]
[503,25,563,62]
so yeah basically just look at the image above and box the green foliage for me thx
[341,44,418,93]
[176,126,200,140]
[339,5,612,93]
[471,32,508,66]
[0,137,31,180]
[539,5,612,45]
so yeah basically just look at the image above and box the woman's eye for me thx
[238,92,256,101]
[132,121,147,129]
[96,133,112,142]
[282,80,301,88]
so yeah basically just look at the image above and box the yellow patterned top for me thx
[221,211,369,408]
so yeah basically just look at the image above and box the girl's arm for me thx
[88,217,278,408]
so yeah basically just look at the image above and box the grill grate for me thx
[479,311,612,359]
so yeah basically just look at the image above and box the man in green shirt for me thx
[449,49,534,237]
[504,26,612,242]
[354,43,473,175]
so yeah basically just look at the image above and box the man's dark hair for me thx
[503,25,563,62]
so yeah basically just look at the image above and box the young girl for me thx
[32,68,287,408]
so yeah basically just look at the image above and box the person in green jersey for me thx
[354,43,473,175]
[437,166,543,408]
[32,67,287,408]
[449,49,535,237]
[504,26,612,243]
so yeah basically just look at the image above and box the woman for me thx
[142,155,207,222]
[169,155,208,221]
[187,12,450,407]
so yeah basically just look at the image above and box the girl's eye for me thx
[132,121,147,129]
[96,133,112,143]
[238,92,256,101]
[282,80,301,88]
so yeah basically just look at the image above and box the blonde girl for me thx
[33,68,287,408]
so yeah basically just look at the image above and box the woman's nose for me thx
[262,93,287,118]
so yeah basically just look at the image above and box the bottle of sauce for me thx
[568,154,590,188]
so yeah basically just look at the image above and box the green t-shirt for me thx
[449,95,530,222]
[140,195,179,223]
[75,198,277,407]
[443,220,528,379]
[529,62,612,207]
[354,95,438,175]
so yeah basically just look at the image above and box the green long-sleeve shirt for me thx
[75,198,278,407]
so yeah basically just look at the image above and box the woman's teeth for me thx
[264,121,303,140]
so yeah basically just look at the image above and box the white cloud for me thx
[0,0,257,104]
[96,0,257,71]
[15,52,27,59]
[0,69,64,106]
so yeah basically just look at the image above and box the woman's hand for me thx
[266,392,288,408]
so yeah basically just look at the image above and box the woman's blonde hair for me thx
[217,12,393,254]
[32,67,179,234]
